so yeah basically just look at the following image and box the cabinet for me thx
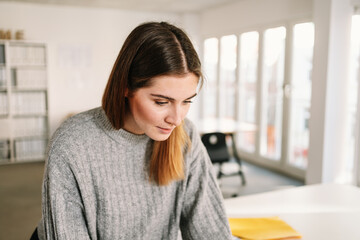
[0,40,49,164]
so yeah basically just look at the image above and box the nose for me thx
[165,105,182,126]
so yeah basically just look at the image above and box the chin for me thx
[147,133,171,142]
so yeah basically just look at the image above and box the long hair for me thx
[102,22,203,185]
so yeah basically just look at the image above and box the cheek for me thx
[132,101,160,124]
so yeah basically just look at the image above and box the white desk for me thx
[224,184,360,240]
[197,119,257,134]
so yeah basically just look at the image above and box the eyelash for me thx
[155,101,168,105]
[155,100,193,106]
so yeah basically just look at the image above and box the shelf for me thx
[14,135,48,141]
[11,88,47,92]
[13,113,48,118]
[9,40,46,47]
[10,64,46,68]
[0,40,49,163]
[10,64,47,68]
[14,158,45,163]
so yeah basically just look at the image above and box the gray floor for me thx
[0,160,303,240]
[0,161,44,240]
[216,161,304,198]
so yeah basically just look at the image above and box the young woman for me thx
[34,21,232,240]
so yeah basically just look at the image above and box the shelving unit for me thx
[0,40,49,164]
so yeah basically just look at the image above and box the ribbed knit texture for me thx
[36,107,232,240]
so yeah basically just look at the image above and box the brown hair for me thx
[102,22,203,185]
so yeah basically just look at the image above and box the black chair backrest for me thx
[201,132,230,163]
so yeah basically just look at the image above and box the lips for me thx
[157,126,174,134]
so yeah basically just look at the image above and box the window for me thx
[238,31,259,152]
[288,22,314,169]
[202,38,218,129]
[219,35,237,126]
[260,27,286,160]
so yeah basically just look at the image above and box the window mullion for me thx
[255,30,264,157]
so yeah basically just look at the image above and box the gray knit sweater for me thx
[37,107,232,240]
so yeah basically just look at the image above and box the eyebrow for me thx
[150,93,197,101]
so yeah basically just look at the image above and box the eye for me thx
[183,100,193,104]
[155,101,168,106]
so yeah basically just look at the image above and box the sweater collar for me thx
[95,107,151,145]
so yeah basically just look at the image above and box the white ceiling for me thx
[2,0,240,13]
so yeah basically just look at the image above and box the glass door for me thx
[237,31,259,153]
[219,35,237,129]
[287,22,315,169]
[260,26,286,160]
[202,37,219,130]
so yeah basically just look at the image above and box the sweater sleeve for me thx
[180,124,233,240]
[38,151,91,240]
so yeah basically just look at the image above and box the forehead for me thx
[140,73,198,96]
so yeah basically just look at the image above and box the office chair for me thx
[201,132,246,186]
[30,227,39,240]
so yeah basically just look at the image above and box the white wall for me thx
[307,0,353,184]
[0,2,189,134]
[200,0,313,37]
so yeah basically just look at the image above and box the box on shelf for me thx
[0,44,5,64]
[0,67,6,87]
[0,140,10,161]
[11,91,47,115]
[14,138,47,161]
[12,117,48,138]
[0,92,8,116]
[11,68,47,89]
[9,45,46,66]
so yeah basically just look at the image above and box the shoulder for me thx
[61,108,98,128]
[48,107,102,154]
[183,118,208,162]
[183,118,204,149]
[183,118,199,140]
[54,107,99,137]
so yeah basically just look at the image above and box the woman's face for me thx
[124,73,198,141]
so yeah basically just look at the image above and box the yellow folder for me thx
[228,216,302,240]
